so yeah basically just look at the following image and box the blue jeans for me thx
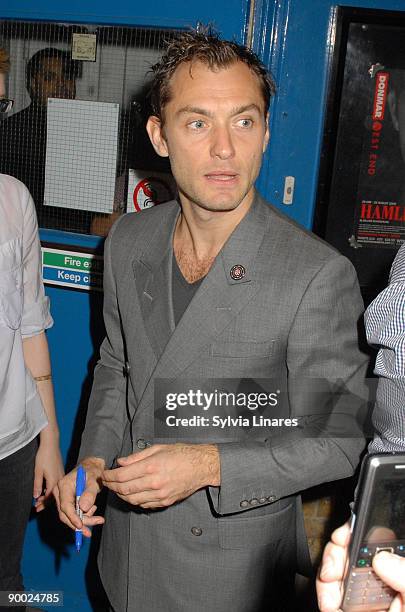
[0,438,37,611]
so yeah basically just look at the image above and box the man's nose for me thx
[210,125,235,160]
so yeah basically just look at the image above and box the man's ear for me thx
[388,91,399,132]
[263,112,270,153]
[146,115,169,157]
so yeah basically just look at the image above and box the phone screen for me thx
[355,475,405,567]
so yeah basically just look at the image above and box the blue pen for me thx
[75,465,86,553]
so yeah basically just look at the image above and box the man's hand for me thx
[102,443,220,509]
[54,457,106,538]
[316,522,405,612]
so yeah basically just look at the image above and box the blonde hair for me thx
[0,47,10,74]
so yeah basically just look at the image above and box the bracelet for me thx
[34,374,52,382]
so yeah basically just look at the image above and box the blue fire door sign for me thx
[42,247,103,292]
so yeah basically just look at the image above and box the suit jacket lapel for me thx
[132,202,179,360]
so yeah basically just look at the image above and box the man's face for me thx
[147,60,269,214]
[31,56,76,106]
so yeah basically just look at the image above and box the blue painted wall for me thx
[0,0,249,40]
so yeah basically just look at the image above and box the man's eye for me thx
[189,120,206,129]
[237,118,253,128]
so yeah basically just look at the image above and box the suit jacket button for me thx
[136,438,147,449]
[191,527,202,536]
[250,498,259,506]
[240,500,249,508]
[267,495,277,503]
[259,497,267,504]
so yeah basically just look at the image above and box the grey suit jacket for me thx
[79,192,368,612]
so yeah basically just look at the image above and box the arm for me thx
[211,255,368,515]
[23,332,63,510]
[56,220,129,531]
[77,221,129,467]
[102,255,367,512]
[20,187,63,511]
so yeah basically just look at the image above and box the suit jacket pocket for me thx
[218,501,294,550]
[211,340,277,358]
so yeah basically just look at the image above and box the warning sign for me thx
[126,170,176,213]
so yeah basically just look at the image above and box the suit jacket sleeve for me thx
[78,222,128,467]
[211,254,368,515]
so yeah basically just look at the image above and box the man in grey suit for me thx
[55,29,368,612]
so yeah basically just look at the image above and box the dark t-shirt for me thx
[172,255,204,326]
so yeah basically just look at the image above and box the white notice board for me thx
[44,98,119,213]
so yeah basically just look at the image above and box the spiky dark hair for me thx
[149,25,275,122]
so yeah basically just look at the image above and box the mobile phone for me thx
[342,453,405,612]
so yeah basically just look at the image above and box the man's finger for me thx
[317,581,344,612]
[115,490,165,507]
[82,515,105,528]
[117,453,146,465]
[82,504,105,528]
[79,488,99,513]
[103,474,156,496]
[58,480,85,529]
[55,498,78,531]
[373,552,405,595]
[59,499,82,529]
[388,593,404,612]
[319,539,347,582]
[331,522,351,547]
[102,462,148,484]
[53,484,61,506]
[83,504,98,517]
[58,493,103,532]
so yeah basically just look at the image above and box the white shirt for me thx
[0,174,53,460]
[366,243,405,452]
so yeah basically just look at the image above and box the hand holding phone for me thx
[342,453,405,611]
[317,523,405,612]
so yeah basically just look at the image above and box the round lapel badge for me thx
[230,264,246,280]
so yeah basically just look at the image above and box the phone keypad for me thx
[343,567,396,610]
[357,541,405,566]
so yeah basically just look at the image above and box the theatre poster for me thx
[315,7,405,292]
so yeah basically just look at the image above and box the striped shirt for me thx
[366,244,405,452]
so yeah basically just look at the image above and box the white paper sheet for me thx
[44,98,119,213]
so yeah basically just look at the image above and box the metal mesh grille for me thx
[0,20,178,235]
